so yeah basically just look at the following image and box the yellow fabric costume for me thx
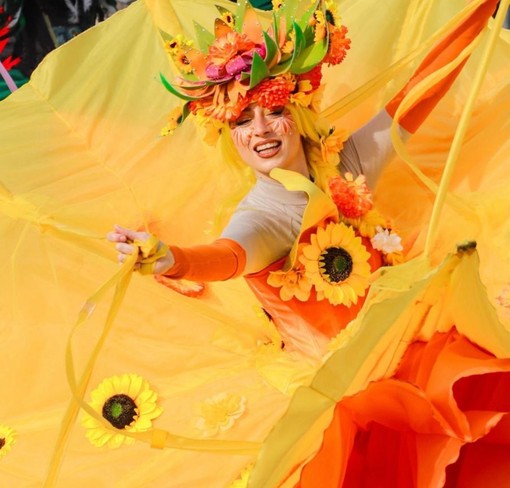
[0,0,509,487]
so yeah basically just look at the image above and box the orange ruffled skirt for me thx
[299,329,510,487]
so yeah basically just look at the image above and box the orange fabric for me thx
[298,329,510,487]
[165,238,246,281]
[385,0,498,133]
[245,237,384,341]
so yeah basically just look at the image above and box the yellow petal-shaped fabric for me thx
[0,0,509,487]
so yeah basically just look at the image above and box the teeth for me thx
[255,142,280,152]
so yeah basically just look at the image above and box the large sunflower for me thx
[0,424,16,458]
[81,373,163,449]
[301,222,371,306]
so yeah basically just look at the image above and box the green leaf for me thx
[263,31,278,65]
[159,29,174,44]
[234,0,248,33]
[291,39,328,74]
[180,102,191,124]
[159,73,207,101]
[248,51,270,89]
[193,21,214,53]
[296,0,319,31]
[284,0,300,32]
[270,56,293,76]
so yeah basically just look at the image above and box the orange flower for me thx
[251,75,296,109]
[190,84,250,122]
[329,173,373,219]
[207,31,255,67]
[325,25,351,66]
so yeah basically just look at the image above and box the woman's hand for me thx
[106,224,175,275]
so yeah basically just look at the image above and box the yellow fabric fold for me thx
[0,0,509,486]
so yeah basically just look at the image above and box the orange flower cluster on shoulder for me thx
[329,173,373,219]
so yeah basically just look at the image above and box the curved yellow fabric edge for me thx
[269,168,338,270]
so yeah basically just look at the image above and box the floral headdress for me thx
[160,0,350,136]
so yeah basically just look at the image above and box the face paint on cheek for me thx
[231,125,254,148]
[269,113,296,136]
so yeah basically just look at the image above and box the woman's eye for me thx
[269,108,284,116]
[233,118,251,127]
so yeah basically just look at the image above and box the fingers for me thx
[107,224,150,243]
[113,224,147,242]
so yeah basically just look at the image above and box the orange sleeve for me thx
[386,0,498,133]
[163,238,247,281]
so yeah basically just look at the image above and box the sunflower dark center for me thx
[320,247,353,282]
[102,394,137,429]
[325,9,336,26]
[0,438,5,449]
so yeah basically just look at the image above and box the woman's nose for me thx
[253,109,271,136]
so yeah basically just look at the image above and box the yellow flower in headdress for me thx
[271,0,283,10]
[0,424,16,458]
[268,266,313,302]
[301,222,371,306]
[174,51,194,74]
[81,373,163,449]
[161,105,184,136]
[311,10,327,42]
[220,11,236,29]
[164,34,193,55]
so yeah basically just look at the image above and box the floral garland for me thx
[160,0,350,137]
[268,173,404,306]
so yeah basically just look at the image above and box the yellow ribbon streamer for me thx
[424,0,510,257]
[44,240,260,487]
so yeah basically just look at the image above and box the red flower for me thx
[296,66,323,93]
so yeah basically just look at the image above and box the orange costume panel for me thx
[299,330,510,487]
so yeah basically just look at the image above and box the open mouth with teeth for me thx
[254,140,282,158]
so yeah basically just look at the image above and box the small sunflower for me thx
[161,105,184,137]
[311,10,327,42]
[301,222,371,306]
[81,373,163,449]
[0,425,16,459]
[174,51,194,74]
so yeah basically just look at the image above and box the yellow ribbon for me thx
[134,234,170,275]
[44,239,260,487]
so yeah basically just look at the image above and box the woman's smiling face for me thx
[230,104,308,178]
